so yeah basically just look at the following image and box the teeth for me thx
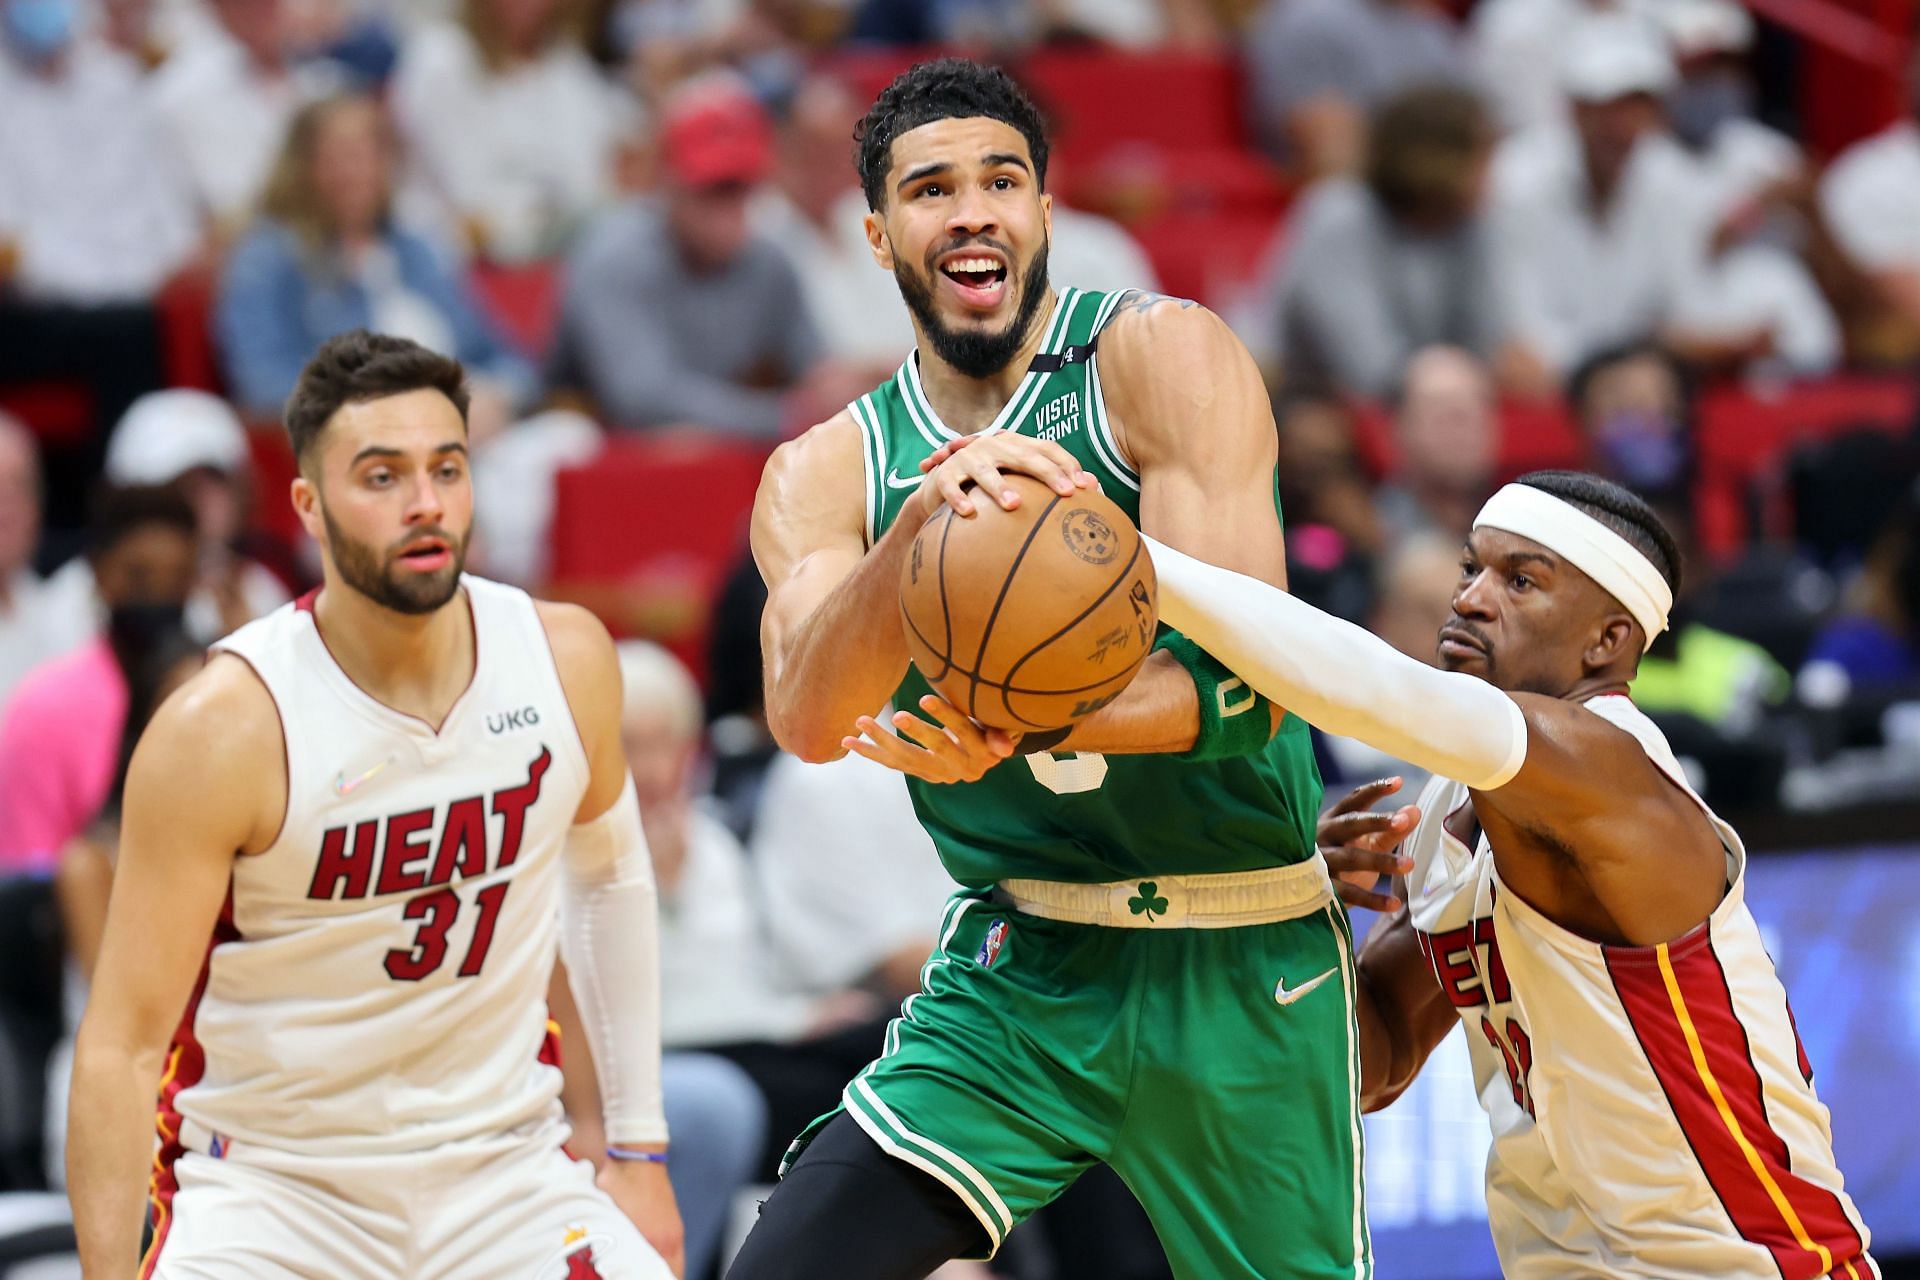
[946,257,1001,274]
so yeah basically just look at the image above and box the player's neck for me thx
[313,581,476,729]
[914,290,1059,434]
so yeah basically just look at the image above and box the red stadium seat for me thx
[470,260,562,360]
[1693,376,1919,555]
[547,434,771,683]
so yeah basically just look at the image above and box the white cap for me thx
[1560,12,1678,102]
[104,390,250,486]
[1655,0,1754,58]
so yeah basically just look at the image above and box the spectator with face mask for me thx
[38,391,290,647]
[0,486,198,879]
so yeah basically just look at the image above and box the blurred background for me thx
[1,0,1919,1275]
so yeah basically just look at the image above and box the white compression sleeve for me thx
[1144,536,1530,791]
[560,773,668,1145]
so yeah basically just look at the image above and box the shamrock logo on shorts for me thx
[1128,881,1169,922]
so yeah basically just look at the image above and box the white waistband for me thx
[995,855,1333,929]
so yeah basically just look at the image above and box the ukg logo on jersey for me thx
[488,705,541,734]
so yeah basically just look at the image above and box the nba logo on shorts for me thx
[976,919,1009,968]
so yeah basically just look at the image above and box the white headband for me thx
[1473,484,1673,652]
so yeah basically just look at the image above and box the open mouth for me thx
[938,251,1009,306]
[396,536,452,571]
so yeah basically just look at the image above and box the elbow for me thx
[764,695,850,765]
[769,714,849,765]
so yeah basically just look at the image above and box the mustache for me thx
[1442,618,1494,652]
[388,526,461,555]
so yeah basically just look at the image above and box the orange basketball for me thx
[898,474,1159,731]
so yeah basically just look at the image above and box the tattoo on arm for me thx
[1116,290,1198,318]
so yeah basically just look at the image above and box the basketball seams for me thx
[996,537,1151,726]
[965,494,1064,719]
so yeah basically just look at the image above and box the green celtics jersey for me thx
[850,286,1323,887]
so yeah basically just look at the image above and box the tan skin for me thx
[66,390,684,1279]
[1317,526,1728,1110]
[755,115,1287,780]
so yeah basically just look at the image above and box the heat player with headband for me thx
[67,332,682,1279]
[1144,470,1875,1279]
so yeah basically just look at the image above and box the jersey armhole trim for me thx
[205,647,294,858]
[1086,289,1143,490]
[530,605,597,789]
[851,395,882,550]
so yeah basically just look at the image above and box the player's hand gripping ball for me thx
[899,472,1159,731]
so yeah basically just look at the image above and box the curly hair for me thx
[1515,470,1684,598]
[854,58,1049,212]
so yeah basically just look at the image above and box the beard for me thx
[322,503,469,617]
[894,237,1052,380]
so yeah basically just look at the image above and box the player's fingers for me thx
[962,456,1017,510]
[916,696,1008,759]
[1327,777,1404,816]
[1323,846,1414,881]
[1334,881,1404,914]
[991,438,1081,495]
[932,464,976,517]
[1317,809,1409,846]
[891,709,963,756]
[844,727,952,783]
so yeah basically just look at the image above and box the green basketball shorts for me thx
[781,869,1371,1280]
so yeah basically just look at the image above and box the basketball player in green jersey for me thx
[728,60,1367,1280]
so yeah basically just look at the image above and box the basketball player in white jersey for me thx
[1128,469,1875,1278]
[67,331,684,1279]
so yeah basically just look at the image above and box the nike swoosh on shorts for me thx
[1274,967,1337,1006]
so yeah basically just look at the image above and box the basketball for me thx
[898,474,1159,732]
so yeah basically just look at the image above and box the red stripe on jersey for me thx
[1606,928,1867,1280]
[138,889,241,1280]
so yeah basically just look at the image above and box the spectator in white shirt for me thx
[1820,49,1920,358]
[151,0,345,237]
[392,0,634,262]
[0,414,64,708]
[0,5,199,304]
[1245,0,1469,178]
[1491,12,1836,379]
[753,74,911,373]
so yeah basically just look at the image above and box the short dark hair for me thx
[1515,470,1684,599]
[87,483,197,562]
[855,58,1049,212]
[1566,341,1694,428]
[1367,84,1491,223]
[283,330,469,466]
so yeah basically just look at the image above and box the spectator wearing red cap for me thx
[551,71,848,438]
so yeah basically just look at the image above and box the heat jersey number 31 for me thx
[386,882,512,982]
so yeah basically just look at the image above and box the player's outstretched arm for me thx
[69,656,282,1279]
[540,602,685,1277]
[1147,543,1728,942]
[1146,536,1530,791]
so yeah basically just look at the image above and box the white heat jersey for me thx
[162,576,591,1161]
[1404,694,1874,1279]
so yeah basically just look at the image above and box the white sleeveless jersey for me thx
[164,576,591,1159]
[1404,694,1874,1279]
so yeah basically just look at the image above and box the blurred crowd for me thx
[4,0,1920,1274]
